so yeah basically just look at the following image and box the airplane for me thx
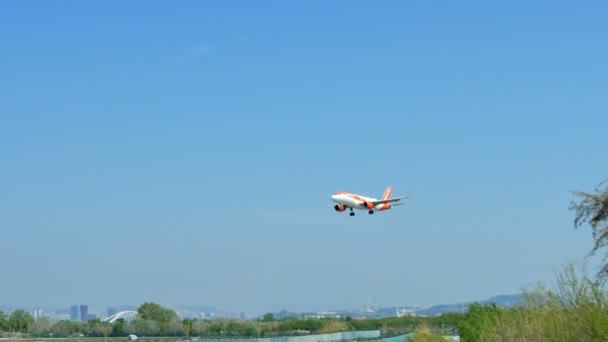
[330,186,412,216]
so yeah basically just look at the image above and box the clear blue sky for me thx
[1,1,607,315]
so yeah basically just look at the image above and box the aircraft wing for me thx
[371,195,411,205]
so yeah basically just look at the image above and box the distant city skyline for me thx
[0,292,523,319]
[2,1,607,314]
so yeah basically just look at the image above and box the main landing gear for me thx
[368,210,374,215]
[349,208,355,216]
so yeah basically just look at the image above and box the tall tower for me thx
[80,305,88,322]
[33,308,42,320]
[70,306,79,321]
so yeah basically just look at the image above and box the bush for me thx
[406,323,446,342]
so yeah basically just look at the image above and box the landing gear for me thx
[368,210,374,215]
[349,208,355,216]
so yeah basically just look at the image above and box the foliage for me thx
[8,309,35,333]
[570,179,608,281]
[427,312,464,328]
[86,318,112,338]
[406,322,447,342]
[137,302,179,334]
[458,262,608,342]
[317,319,349,333]
[110,318,126,337]
[192,319,209,336]
[182,318,194,338]
[349,318,382,330]
[457,302,501,342]
[0,311,7,331]
[28,317,50,337]
[277,317,323,333]
[0,302,466,338]
[262,313,275,322]
[49,320,86,337]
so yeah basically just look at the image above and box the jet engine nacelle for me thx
[362,201,373,208]
[334,204,346,212]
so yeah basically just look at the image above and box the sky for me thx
[1,0,607,315]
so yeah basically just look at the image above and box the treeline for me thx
[0,302,463,338]
[253,312,463,336]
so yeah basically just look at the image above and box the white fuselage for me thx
[331,193,384,211]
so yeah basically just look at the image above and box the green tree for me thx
[318,319,349,333]
[428,312,465,330]
[0,311,8,331]
[262,313,275,322]
[137,302,178,335]
[168,317,183,336]
[99,321,113,340]
[8,309,34,333]
[111,318,126,337]
[29,317,51,337]
[49,320,85,337]
[86,318,101,336]
[243,322,261,337]
[205,320,224,335]
[458,303,500,342]
[571,179,608,281]
[182,319,194,338]
[192,319,209,336]
[86,318,112,339]
[349,318,381,331]
[126,317,160,336]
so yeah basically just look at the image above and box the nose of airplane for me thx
[331,194,338,201]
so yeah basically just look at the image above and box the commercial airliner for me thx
[330,186,411,216]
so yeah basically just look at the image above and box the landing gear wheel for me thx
[349,212,355,216]
[368,210,374,215]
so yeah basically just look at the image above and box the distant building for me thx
[33,308,43,320]
[396,308,416,317]
[80,305,88,322]
[70,306,79,321]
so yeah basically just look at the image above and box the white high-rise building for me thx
[33,308,43,320]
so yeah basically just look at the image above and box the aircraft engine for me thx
[334,204,346,212]
[362,201,373,208]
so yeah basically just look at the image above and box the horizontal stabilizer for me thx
[371,195,412,206]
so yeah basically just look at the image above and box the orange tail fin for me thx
[382,186,392,200]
